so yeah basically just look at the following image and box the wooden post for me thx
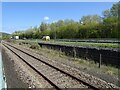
[99,54,101,68]
[73,47,76,60]
[59,48,61,57]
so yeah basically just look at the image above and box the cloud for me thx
[44,16,49,20]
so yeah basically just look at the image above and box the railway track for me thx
[2,42,118,89]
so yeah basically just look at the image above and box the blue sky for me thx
[2,2,116,34]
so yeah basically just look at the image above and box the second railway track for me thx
[2,42,118,89]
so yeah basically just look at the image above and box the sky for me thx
[1,2,117,34]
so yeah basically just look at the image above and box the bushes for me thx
[12,4,119,39]
[29,43,40,49]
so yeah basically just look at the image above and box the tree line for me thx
[12,3,119,39]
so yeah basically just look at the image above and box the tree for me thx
[102,3,118,38]
[110,4,118,17]
[63,23,78,39]
[102,9,111,18]
[40,22,48,32]
[12,3,119,39]
[80,15,102,25]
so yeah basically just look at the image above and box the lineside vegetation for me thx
[12,3,119,39]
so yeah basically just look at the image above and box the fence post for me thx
[99,54,101,68]
[59,48,61,57]
[73,47,76,60]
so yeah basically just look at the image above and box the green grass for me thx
[16,39,119,48]
[18,42,119,76]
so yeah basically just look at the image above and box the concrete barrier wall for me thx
[38,43,120,68]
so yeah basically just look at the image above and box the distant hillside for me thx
[0,32,10,39]
[0,32,10,35]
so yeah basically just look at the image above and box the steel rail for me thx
[3,43,60,90]
[3,42,99,90]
